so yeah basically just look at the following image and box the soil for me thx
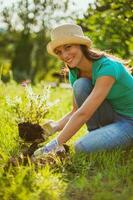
[5,122,70,168]
[7,144,70,168]
[18,122,45,142]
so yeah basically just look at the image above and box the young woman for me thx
[34,24,133,157]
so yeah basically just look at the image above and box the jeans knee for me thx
[73,78,92,101]
[74,140,85,152]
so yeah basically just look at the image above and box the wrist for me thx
[56,136,63,146]
[54,122,60,132]
[45,138,59,153]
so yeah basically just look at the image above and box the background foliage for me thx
[0,0,76,82]
[78,0,133,63]
[0,0,133,83]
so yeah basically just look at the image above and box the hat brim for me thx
[47,35,92,57]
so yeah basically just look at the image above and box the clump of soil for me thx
[5,122,70,169]
[7,144,70,168]
[21,142,40,157]
[56,144,69,158]
[18,122,45,143]
[35,144,70,168]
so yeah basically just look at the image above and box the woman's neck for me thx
[77,56,92,73]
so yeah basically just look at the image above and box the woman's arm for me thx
[57,76,115,144]
[56,95,78,131]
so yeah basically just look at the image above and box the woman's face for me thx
[54,44,84,68]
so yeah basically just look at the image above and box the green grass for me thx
[0,80,133,200]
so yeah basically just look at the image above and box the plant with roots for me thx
[6,84,59,143]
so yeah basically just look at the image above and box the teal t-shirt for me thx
[69,56,133,117]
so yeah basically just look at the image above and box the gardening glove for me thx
[42,120,59,136]
[33,138,59,158]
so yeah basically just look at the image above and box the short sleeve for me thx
[68,68,79,86]
[96,60,121,81]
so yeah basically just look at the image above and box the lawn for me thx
[0,80,133,200]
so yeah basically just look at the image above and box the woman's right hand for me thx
[42,120,59,136]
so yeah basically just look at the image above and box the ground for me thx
[0,81,133,200]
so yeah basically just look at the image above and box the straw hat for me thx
[47,24,92,57]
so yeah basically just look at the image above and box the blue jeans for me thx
[73,78,133,152]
